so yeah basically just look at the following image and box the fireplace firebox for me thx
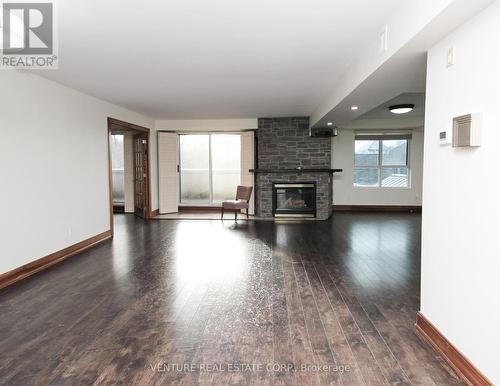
[272,182,316,218]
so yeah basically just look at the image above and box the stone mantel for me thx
[250,168,342,174]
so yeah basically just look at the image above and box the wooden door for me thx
[133,133,149,218]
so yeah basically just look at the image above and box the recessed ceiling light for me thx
[327,122,333,126]
[389,104,415,114]
[351,105,359,111]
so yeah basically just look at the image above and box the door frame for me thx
[107,117,152,236]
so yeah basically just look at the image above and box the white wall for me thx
[0,71,156,275]
[331,128,424,206]
[421,1,500,383]
[155,118,257,132]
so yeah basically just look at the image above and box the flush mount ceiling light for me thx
[351,105,359,111]
[389,104,415,114]
[327,122,333,126]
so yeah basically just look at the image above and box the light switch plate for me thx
[447,47,455,67]
[380,25,388,53]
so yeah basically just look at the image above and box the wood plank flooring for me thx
[0,213,463,385]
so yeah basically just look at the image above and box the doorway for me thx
[107,118,152,234]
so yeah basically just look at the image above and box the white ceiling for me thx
[35,0,404,119]
[336,92,426,130]
[312,0,494,129]
[357,92,425,120]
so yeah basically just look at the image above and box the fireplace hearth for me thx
[273,183,316,218]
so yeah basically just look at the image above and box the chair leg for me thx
[246,208,249,219]
[234,210,237,221]
[221,207,224,220]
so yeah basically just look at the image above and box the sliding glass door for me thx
[179,135,210,204]
[179,134,241,205]
[211,135,241,203]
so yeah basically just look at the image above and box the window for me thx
[354,135,410,188]
[211,135,242,203]
[179,134,241,205]
[179,135,210,204]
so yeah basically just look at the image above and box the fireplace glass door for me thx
[273,183,316,217]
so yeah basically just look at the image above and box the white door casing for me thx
[240,131,255,215]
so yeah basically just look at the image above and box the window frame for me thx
[353,137,411,189]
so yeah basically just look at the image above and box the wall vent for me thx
[452,113,481,147]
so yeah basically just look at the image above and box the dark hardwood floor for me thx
[0,213,463,385]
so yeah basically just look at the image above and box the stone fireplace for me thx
[251,117,338,220]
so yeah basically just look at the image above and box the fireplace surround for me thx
[252,117,339,220]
